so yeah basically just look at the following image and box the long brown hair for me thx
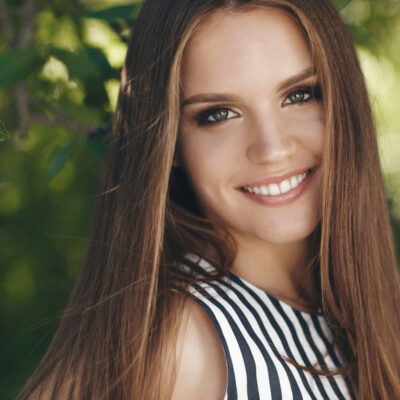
[17,1,400,399]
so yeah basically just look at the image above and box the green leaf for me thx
[0,120,10,142]
[47,138,79,182]
[83,78,109,108]
[333,0,352,10]
[50,48,102,81]
[0,48,43,87]
[87,48,113,79]
[85,5,139,22]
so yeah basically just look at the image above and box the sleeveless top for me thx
[177,253,357,400]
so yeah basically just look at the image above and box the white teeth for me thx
[243,170,309,196]
[279,180,292,194]
[268,183,280,195]
[290,175,298,188]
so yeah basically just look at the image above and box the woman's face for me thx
[179,7,324,246]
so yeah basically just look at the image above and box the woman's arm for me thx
[171,298,228,400]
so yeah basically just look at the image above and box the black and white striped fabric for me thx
[179,254,357,400]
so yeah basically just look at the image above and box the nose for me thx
[246,111,297,164]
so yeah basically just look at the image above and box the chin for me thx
[243,218,321,245]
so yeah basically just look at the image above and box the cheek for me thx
[179,134,222,193]
[179,130,243,220]
[179,127,241,186]
[289,115,325,157]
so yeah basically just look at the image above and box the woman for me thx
[17,0,400,399]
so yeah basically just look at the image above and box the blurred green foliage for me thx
[0,0,399,398]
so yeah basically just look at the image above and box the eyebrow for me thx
[276,67,317,92]
[181,67,317,107]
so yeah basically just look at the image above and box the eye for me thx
[195,107,238,126]
[282,86,322,106]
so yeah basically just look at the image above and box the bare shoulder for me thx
[171,297,228,400]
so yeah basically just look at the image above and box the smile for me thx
[242,170,309,196]
[238,167,318,207]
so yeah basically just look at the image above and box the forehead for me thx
[180,7,312,95]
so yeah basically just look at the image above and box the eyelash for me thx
[195,85,322,127]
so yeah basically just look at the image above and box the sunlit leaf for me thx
[85,5,139,22]
[50,48,102,81]
[333,0,352,10]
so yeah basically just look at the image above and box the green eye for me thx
[208,109,230,122]
[283,86,322,106]
[196,107,237,126]
[288,90,311,103]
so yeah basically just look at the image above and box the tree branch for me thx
[12,0,36,139]
[16,83,30,139]
[18,0,35,48]
[29,95,112,138]
[29,114,95,134]
[0,0,15,44]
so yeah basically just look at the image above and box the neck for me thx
[228,231,321,312]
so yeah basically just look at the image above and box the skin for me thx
[178,7,325,310]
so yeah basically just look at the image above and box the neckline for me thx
[227,269,324,317]
[182,253,324,317]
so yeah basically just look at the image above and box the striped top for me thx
[178,254,357,400]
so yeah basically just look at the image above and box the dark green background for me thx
[1,0,399,398]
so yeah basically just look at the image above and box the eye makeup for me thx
[282,84,322,106]
[190,83,323,127]
[194,106,238,126]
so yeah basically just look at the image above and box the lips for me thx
[242,170,309,195]
[237,166,317,189]
[237,165,319,207]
